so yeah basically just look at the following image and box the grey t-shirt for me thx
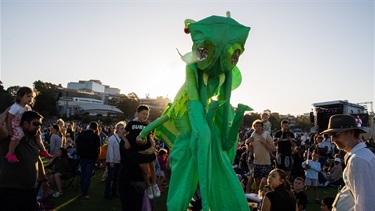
[0,136,40,189]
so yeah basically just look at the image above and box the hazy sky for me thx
[1,0,374,115]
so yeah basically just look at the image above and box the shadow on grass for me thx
[45,167,168,211]
[43,158,336,211]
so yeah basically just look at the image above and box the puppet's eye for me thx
[231,49,241,65]
[196,47,208,61]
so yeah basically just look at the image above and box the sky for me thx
[1,0,374,116]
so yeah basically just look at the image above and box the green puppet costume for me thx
[138,12,252,211]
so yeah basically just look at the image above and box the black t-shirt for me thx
[274,131,295,156]
[125,121,151,151]
[293,190,308,210]
[0,136,40,189]
[266,187,296,211]
[75,129,101,160]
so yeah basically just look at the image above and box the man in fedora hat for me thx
[321,114,375,211]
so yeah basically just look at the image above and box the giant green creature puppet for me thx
[138,12,252,210]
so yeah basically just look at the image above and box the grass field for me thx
[45,166,167,211]
[46,166,337,211]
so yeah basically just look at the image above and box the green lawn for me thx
[46,165,337,211]
[46,167,168,211]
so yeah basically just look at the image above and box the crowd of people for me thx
[235,113,375,211]
[0,86,374,211]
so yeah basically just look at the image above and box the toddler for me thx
[261,112,272,133]
[5,87,52,163]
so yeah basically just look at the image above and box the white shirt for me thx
[301,160,321,179]
[318,139,331,154]
[106,134,122,163]
[332,142,375,211]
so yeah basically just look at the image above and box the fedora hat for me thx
[321,114,367,134]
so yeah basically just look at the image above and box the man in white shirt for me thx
[104,121,125,199]
[321,114,375,211]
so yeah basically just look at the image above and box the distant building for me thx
[68,80,105,93]
[59,79,123,117]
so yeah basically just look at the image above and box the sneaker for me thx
[80,195,90,201]
[39,151,53,159]
[48,189,55,196]
[52,192,63,198]
[152,184,161,197]
[5,153,19,163]
[324,181,330,187]
[147,187,154,200]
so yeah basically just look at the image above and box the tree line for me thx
[0,80,312,131]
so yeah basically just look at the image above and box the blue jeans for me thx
[104,163,122,197]
[80,158,95,196]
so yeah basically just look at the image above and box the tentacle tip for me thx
[226,11,231,18]
[184,28,190,34]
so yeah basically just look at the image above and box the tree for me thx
[33,80,62,116]
[149,107,164,122]
[295,115,312,132]
[0,81,14,112]
[269,112,282,132]
[117,93,140,120]
[242,112,261,129]
[6,86,20,99]
[0,81,4,92]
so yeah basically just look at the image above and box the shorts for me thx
[276,153,293,171]
[305,178,318,187]
[253,164,272,179]
[247,163,255,177]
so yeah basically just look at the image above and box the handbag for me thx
[142,190,152,211]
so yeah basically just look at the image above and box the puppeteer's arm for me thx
[220,71,232,146]
[139,115,169,138]
[186,65,200,101]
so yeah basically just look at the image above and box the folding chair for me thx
[62,171,80,191]
[62,158,80,191]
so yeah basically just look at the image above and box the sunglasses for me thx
[32,122,42,127]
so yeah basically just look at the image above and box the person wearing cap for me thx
[324,158,343,187]
[321,114,375,211]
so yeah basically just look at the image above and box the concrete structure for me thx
[60,80,123,117]
[77,104,123,116]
